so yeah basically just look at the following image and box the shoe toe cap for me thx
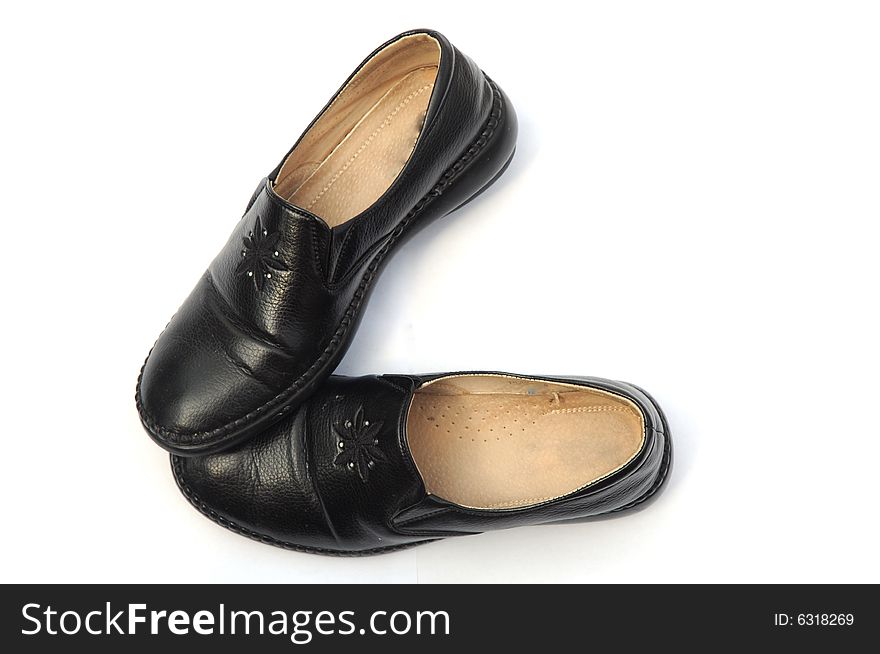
[137,277,309,452]
[170,427,336,551]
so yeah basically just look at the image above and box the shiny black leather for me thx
[136,30,518,455]
[171,373,672,555]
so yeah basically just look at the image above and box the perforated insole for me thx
[407,384,646,510]
[284,66,437,227]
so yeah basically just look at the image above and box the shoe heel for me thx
[432,77,519,217]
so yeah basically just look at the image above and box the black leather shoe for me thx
[136,30,517,456]
[171,373,671,555]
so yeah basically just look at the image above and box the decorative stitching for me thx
[235,215,288,291]
[137,79,505,446]
[333,406,386,482]
[275,58,437,191]
[544,405,638,417]
[307,43,428,144]
[305,83,434,210]
[308,220,327,279]
[484,495,571,510]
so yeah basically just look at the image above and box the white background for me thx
[1,1,878,583]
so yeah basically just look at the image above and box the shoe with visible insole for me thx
[171,373,671,555]
[136,30,518,455]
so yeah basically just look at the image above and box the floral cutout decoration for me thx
[334,406,387,482]
[235,216,288,291]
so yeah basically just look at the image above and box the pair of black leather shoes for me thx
[136,29,672,555]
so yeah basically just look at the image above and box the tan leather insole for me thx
[406,376,646,510]
[280,66,436,227]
